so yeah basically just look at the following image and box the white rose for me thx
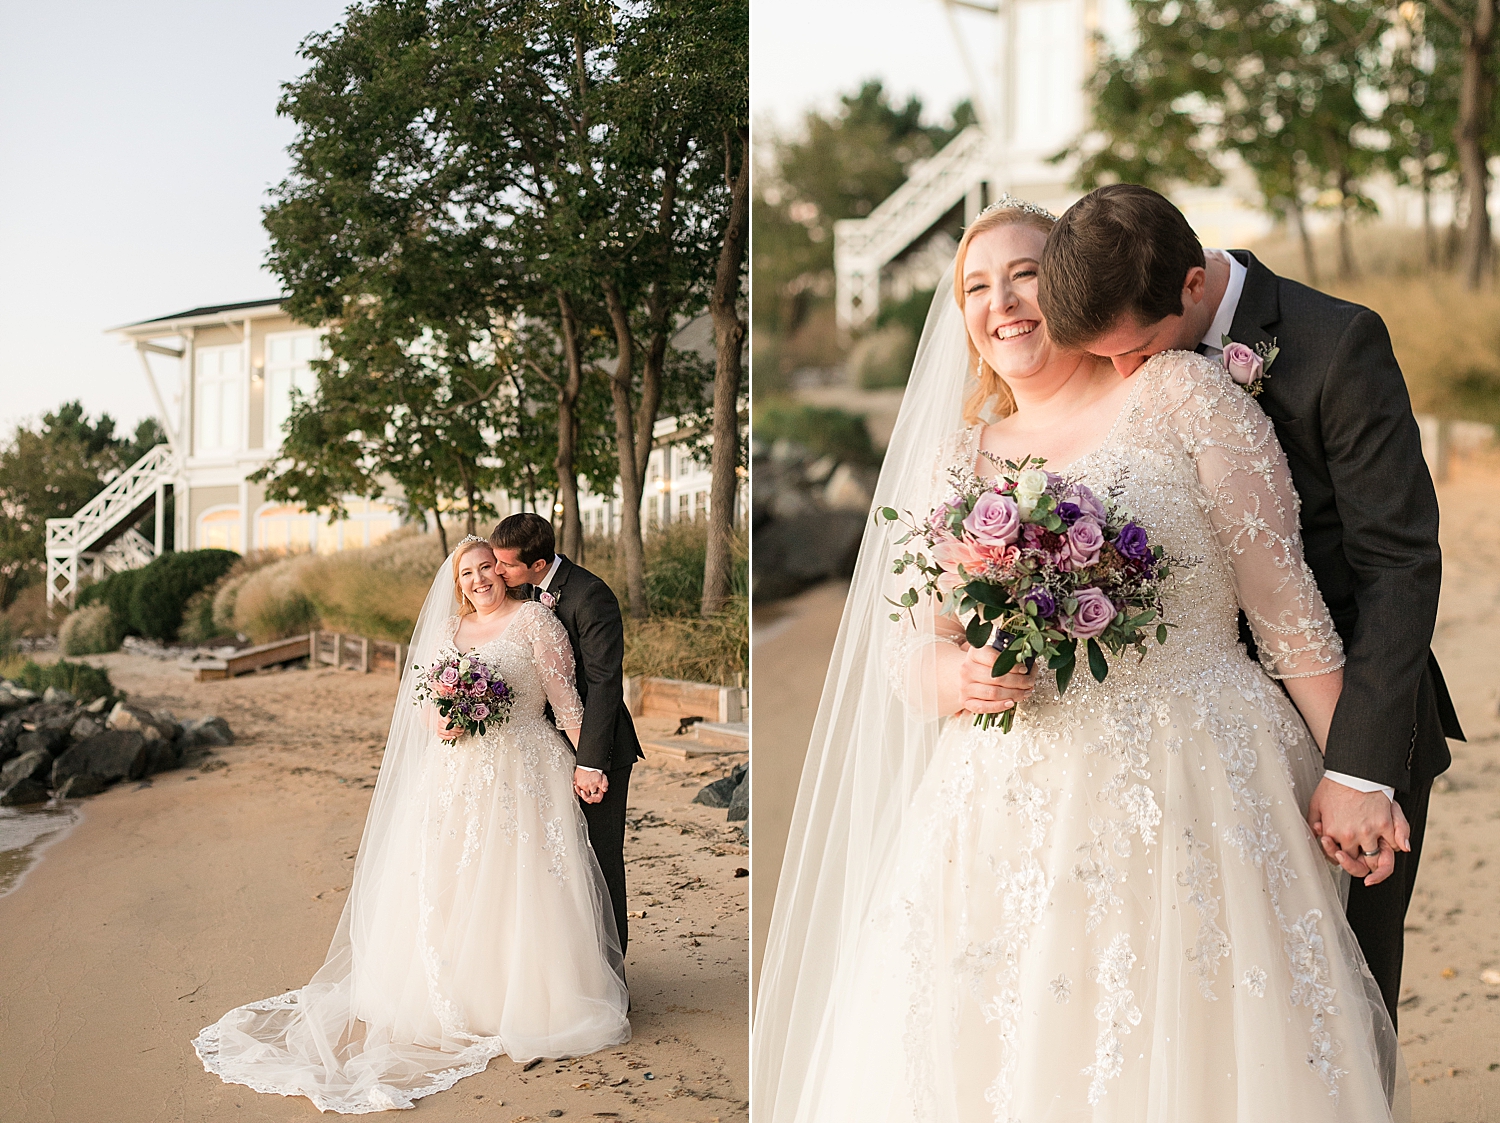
[1014,469,1049,517]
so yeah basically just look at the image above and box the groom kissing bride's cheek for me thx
[1039,183,1465,1023]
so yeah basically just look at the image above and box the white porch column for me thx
[154,482,166,555]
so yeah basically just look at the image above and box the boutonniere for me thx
[1220,335,1279,398]
[538,589,559,609]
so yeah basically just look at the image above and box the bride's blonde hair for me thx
[452,538,494,617]
[952,203,1057,424]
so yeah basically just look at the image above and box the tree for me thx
[0,405,159,610]
[1073,0,1388,281]
[1423,0,1497,287]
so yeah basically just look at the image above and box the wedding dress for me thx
[757,347,1406,1121]
[194,589,630,1114]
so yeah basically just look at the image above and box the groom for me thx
[490,512,645,952]
[1035,183,1464,1023]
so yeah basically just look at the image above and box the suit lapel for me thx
[1226,250,1280,353]
[548,555,577,618]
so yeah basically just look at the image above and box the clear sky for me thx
[0,0,351,439]
[751,0,995,134]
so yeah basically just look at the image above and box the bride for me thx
[194,536,630,1113]
[752,200,1408,1121]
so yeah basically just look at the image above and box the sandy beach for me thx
[751,459,1500,1119]
[0,655,748,1123]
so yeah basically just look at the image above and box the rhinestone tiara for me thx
[976,192,1056,222]
[456,534,489,548]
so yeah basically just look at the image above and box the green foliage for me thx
[622,594,747,685]
[849,324,919,390]
[177,588,223,645]
[0,402,160,611]
[59,604,123,656]
[79,550,239,642]
[752,401,880,466]
[1072,0,1391,280]
[10,659,117,705]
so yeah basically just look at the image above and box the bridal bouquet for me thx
[413,654,516,738]
[879,456,1185,731]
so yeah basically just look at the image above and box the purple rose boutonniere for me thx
[1220,335,1279,398]
[538,589,558,609]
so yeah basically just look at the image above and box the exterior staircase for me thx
[833,125,997,330]
[46,443,179,609]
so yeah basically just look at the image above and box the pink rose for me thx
[1067,484,1106,523]
[962,492,1020,547]
[1065,518,1104,568]
[471,703,490,721]
[1066,587,1116,639]
[439,665,460,686]
[1223,341,1262,386]
[436,682,456,698]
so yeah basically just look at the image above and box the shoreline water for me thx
[0,803,81,898]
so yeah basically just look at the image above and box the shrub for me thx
[753,400,880,466]
[128,549,240,641]
[230,556,321,643]
[622,595,748,685]
[11,658,118,705]
[586,522,749,618]
[0,583,58,640]
[77,566,144,627]
[848,323,917,389]
[177,587,223,645]
[59,604,123,655]
[299,532,440,642]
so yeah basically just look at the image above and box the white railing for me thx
[46,443,179,608]
[835,126,996,329]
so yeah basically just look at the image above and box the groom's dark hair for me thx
[491,512,556,566]
[1039,184,1206,350]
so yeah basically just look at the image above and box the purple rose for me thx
[1223,341,1262,385]
[1068,484,1106,523]
[1067,587,1116,639]
[1115,522,1151,562]
[1054,501,1083,526]
[962,491,1021,547]
[465,677,488,696]
[439,665,461,687]
[1065,518,1104,568]
[471,703,490,721]
[1024,588,1056,618]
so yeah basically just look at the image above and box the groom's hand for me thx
[574,766,608,804]
[1308,778,1412,886]
[956,642,1037,715]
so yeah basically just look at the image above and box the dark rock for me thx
[42,686,76,706]
[182,716,234,748]
[152,710,183,741]
[693,763,748,809]
[15,732,50,758]
[1,746,52,791]
[51,730,148,791]
[752,510,866,603]
[70,715,103,742]
[0,683,39,714]
[0,778,49,806]
[142,738,181,777]
[33,710,77,752]
[60,774,107,798]
[727,773,749,822]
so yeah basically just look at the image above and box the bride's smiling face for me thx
[457,545,503,612]
[961,223,1054,382]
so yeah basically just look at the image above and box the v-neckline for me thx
[971,362,1149,480]
[452,601,528,656]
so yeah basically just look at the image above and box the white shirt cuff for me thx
[1323,770,1395,801]
[575,765,604,774]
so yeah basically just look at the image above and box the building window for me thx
[195,346,242,455]
[256,504,316,553]
[678,492,690,522]
[264,331,321,447]
[695,491,709,520]
[198,506,242,551]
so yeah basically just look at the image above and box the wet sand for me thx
[750,460,1500,1118]
[0,656,747,1123]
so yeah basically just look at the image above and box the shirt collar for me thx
[1200,249,1247,354]
[537,554,563,592]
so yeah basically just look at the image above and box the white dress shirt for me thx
[1202,250,1393,804]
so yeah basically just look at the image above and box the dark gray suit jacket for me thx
[1227,250,1463,791]
[532,555,643,773]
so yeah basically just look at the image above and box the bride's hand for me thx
[436,720,462,742]
[956,641,1037,715]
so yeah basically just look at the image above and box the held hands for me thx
[957,641,1037,716]
[1308,778,1412,887]
[574,767,608,804]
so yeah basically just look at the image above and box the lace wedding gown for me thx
[791,354,1405,1122]
[194,600,630,1113]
